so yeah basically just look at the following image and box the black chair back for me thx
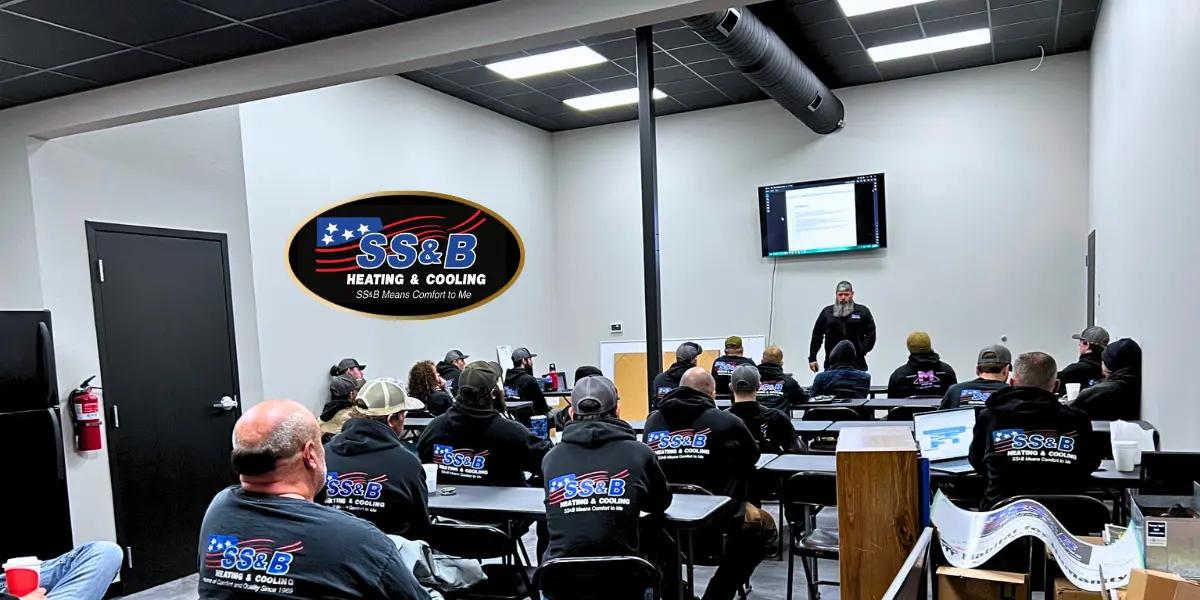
[989,495,1111,536]
[1140,451,1200,495]
[782,472,838,525]
[803,407,861,422]
[424,521,518,560]
[887,406,936,421]
[536,556,659,600]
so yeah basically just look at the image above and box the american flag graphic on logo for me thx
[645,428,712,451]
[203,535,304,569]
[327,471,388,485]
[312,211,488,274]
[547,469,630,505]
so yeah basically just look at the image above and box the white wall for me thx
[1090,0,1200,449]
[27,106,263,543]
[239,77,558,410]
[552,55,1092,384]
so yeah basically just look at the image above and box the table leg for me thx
[687,531,695,599]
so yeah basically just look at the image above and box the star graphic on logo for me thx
[321,234,334,245]
[341,228,355,240]
[357,224,370,234]
[325,222,339,234]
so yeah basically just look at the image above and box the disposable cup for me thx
[1112,440,1140,472]
[3,556,41,597]
[423,463,437,493]
[1065,383,1081,402]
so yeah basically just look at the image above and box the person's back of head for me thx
[724,336,744,357]
[680,367,716,398]
[976,344,1012,380]
[455,361,503,410]
[761,345,784,366]
[827,340,858,369]
[1010,352,1058,393]
[675,341,703,366]
[906,331,933,355]
[1101,338,1142,377]
[574,365,603,385]
[729,365,761,400]
[232,399,325,500]
[570,375,620,421]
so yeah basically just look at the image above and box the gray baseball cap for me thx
[676,342,702,362]
[977,344,1012,366]
[571,375,619,416]
[1072,326,1110,347]
[836,281,853,292]
[730,364,761,393]
[444,350,469,362]
[511,347,537,362]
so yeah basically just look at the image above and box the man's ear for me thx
[613,405,621,418]
[302,440,319,469]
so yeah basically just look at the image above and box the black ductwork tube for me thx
[684,7,845,134]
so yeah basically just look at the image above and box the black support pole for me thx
[635,26,663,412]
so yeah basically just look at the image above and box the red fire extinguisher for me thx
[70,376,103,454]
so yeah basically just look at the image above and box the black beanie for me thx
[574,365,603,385]
[1102,338,1142,373]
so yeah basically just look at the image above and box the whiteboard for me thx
[599,335,768,376]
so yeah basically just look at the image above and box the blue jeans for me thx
[0,542,123,600]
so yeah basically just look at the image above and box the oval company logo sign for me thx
[287,191,524,319]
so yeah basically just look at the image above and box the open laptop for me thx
[913,408,976,474]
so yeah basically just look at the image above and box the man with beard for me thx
[650,341,702,409]
[1058,327,1109,392]
[504,347,549,426]
[436,350,468,394]
[808,281,876,372]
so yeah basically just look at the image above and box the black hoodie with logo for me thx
[754,362,810,411]
[650,360,694,409]
[542,418,671,561]
[711,354,756,396]
[727,400,799,454]
[504,366,549,417]
[324,418,430,539]
[968,386,1100,509]
[416,403,552,487]
[1058,349,1105,391]
[887,352,958,398]
[435,361,462,394]
[643,386,759,516]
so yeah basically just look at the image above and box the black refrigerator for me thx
[0,310,74,561]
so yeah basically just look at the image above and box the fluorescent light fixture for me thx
[837,0,937,17]
[485,47,606,79]
[563,87,667,111]
[867,28,991,62]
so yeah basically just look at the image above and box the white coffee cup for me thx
[1065,383,1081,402]
[1112,440,1140,472]
[422,464,438,493]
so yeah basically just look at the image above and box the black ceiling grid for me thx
[0,0,498,107]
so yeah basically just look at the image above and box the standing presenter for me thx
[809,281,876,372]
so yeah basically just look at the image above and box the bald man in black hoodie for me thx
[644,368,777,600]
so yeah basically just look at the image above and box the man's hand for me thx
[809,361,819,373]
[21,588,48,600]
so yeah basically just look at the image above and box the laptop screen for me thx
[913,408,976,461]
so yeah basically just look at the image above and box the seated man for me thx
[969,352,1100,509]
[1073,338,1142,420]
[0,542,122,600]
[644,368,776,600]
[810,340,871,399]
[542,375,679,597]
[941,345,1011,409]
[711,336,756,399]
[726,365,799,454]
[755,345,810,411]
[553,365,603,431]
[436,350,468,395]
[324,379,430,540]
[651,342,702,409]
[1059,326,1109,392]
[503,347,549,425]
[887,331,958,398]
[198,399,429,599]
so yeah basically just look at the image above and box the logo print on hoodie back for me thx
[547,470,631,514]
[433,444,490,479]
[645,428,711,460]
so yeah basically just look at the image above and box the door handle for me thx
[212,396,237,411]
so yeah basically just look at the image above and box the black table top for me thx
[1090,420,1155,433]
[799,398,869,409]
[865,397,942,410]
[760,454,1140,486]
[792,420,832,433]
[426,485,731,529]
[825,420,915,432]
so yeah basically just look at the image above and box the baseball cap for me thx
[724,336,743,349]
[333,358,366,374]
[357,378,424,416]
[676,342,703,361]
[906,331,932,354]
[329,374,357,400]
[458,361,502,396]
[320,407,357,436]
[511,347,537,362]
[976,344,1012,366]
[730,364,761,393]
[444,350,469,362]
[836,281,853,293]
[1072,326,1110,347]
[571,375,619,416]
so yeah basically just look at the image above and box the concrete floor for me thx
[118,504,843,600]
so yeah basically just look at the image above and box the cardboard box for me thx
[937,566,1029,600]
[1131,485,1200,579]
[1126,568,1186,600]
[1055,577,1105,599]
[1173,581,1200,600]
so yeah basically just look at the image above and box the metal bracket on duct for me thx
[683,7,845,134]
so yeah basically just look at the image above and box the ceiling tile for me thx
[989,0,1045,7]
[437,66,506,87]
[932,44,993,71]
[921,11,989,37]
[915,0,987,21]
[653,27,703,50]
[0,12,124,69]
[787,0,846,25]
[581,30,633,45]
[250,0,402,44]
[832,64,882,86]
[55,50,187,84]
[424,60,477,75]
[813,35,865,57]
[857,24,923,48]
[373,0,493,19]
[826,49,874,69]
[875,54,936,79]
[1056,11,1097,50]
[500,91,558,110]
[0,72,95,102]
[0,60,35,81]
[803,18,852,40]
[687,57,735,76]
[541,82,597,100]
[848,6,918,33]
[589,38,636,60]
[991,0,1059,26]
[565,61,628,82]
[671,88,732,110]
[183,0,329,20]
[705,71,764,102]
[587,75,637,92]
[652,20,687,32]
[653,65,693,84]
[658,77,716,97]
[469,79,529,97]
[993,17,1057,42]
[145,24,286,65]
[994,33,1054,61]
[9,0,228,45]
[0,97,15,109]
[519,71,583,91]
[524,101,569,117]
[666,43,726,64]
[1062,0,1100,15]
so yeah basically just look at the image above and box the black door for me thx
[86,223,241,593]
[1087,230,1096,327]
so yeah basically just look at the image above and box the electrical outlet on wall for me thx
[609,322,623,335]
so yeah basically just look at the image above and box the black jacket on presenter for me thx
[809,304,877,369]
